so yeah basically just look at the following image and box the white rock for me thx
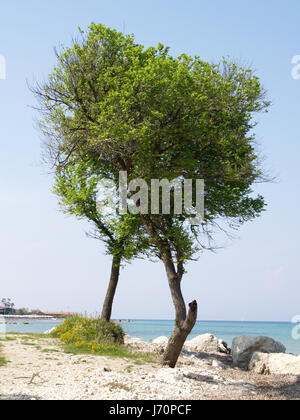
[155,368,184,384]
[184,334,220,353]
[124,334,143,344]
[249,352,300,375]
[231,336,286,369]
[43,327,56,335]
[212,360,226,369]
[153,336,169,346]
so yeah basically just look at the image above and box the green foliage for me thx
[52,315,157,363]
[52,315,125,346]
[34,22,270,269]
[53,163,150,262]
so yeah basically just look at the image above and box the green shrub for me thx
[51,315,124,346]
[51,315,157,364]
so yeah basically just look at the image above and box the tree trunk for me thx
[161,255,198,368]
[101,255,121,322]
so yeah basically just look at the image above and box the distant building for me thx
[0,306,16,315]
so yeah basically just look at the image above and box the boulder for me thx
[231,336,286,369]
[184,334,220,354]
[184,334,230,354]
[153,336,169,347]
[249,352,300,375]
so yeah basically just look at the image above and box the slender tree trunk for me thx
[161,254,198,368]
[101,255,121,322]
[141,215,197,367]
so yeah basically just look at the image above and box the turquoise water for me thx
[4,321,63,335]
[4,320,300,355]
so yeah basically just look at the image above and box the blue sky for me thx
[0,0,299,321]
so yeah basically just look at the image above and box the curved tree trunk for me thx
[101,255,121,322]
[161,254,198,368]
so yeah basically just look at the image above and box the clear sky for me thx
[0,0,299,321]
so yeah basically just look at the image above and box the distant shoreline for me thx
[1,316,294,325]
[0,315,61,322]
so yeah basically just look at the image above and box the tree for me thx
[33,23,270,367]
[1,298,15,310]
[1,298,15,315]
[15,308,30,315]
[53,161,150,321]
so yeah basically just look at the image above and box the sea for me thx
[3,319,300,355]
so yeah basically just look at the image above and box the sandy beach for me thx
[0,334,299,400]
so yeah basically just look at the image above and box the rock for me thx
[218,339,231,354]
[124,334,146,350]
[43,327,56,335]
[249,352,300,375]
[184,334,230,355]
[212,360,226,369]
[124,334,143,345]
[231,336,286,369]
[184,334,220,354]
[156,368,184,384]
[153,336,169,346]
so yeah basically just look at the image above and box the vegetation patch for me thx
[106,381,131,392]
[0,336,16,342]
[21,341,37,346]
[0,344,7,366]
[7,333,50,340]
[41,348,60,353]
[51,315,125,345]
[52,315,157,364]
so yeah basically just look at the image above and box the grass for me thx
[0,356,7,366]
[62,342,158,364]
[106,381,132,392]
[0,336,16,342]
[41,348,60,353]
[7,333,50,340]
[3,333,61,358]
[126,365,134,373]
[0,344,8,366]
[21,341,37,346]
